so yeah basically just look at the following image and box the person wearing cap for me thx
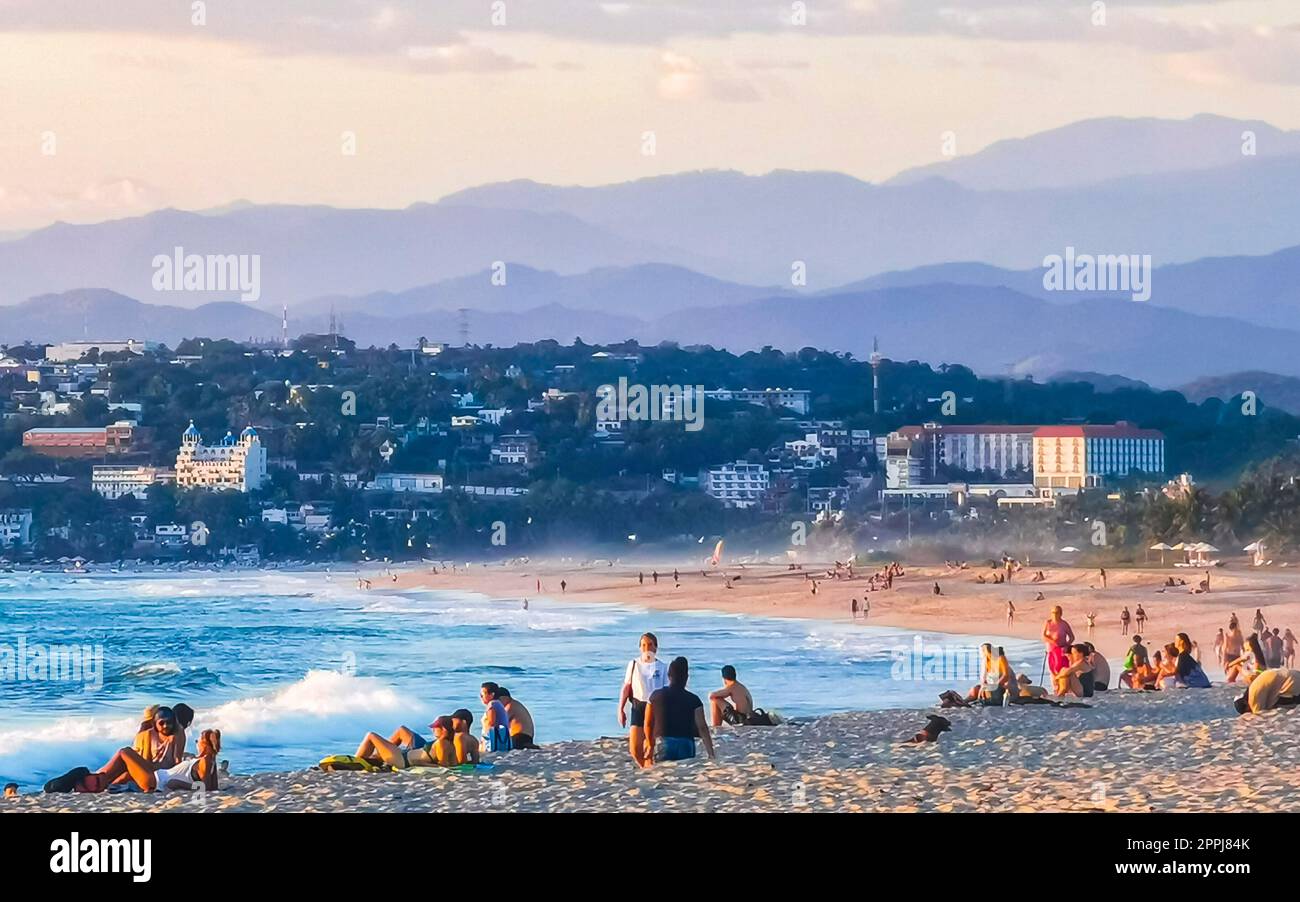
[495,687,538,750]
[644,656,714,766]
[450,710,481,764]
[354,719,455,769]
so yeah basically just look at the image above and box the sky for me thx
[1,0,1299,231]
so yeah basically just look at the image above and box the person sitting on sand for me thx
[496,687,538,750]
[619,632,670,769]
[50,729,222,795]
[708,664,755,726]
[114,706,186,786]
[1172,633,1212,688]
[644,656,715,766]
[354,718,457,769]
[450,709,480,764]
[1234,668,1300,715]
[1042,606,1075,676]
[1084,643,1110,691]
[1053,644,1094,698]
[480,682,513,753]
[1227,634,1269,683]
[1119,638,1149,689]
[966,644,1004,704]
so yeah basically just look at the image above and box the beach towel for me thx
[318,754,391,773]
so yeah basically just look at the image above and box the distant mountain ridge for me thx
[13,281,1300,388]
[3,115,1300,303]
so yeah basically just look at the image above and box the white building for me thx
[700,461,769,509]
[490,433,538,466]
[92,465,176,500]
[663,387,812,418]
[369,472,445,493]
[175,423,268,492]
[0,509,33,548]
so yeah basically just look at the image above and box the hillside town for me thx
[0,333,1287,564]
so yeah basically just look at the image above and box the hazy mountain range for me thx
[5,114,1300,391]
[2,115,1300,305]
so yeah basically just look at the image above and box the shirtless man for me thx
[450,709,481,764]
[496,687,538,750]
[708,665,755,726]
[1223,619,1246,682]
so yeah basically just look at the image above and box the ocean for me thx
[0,571,1040,788]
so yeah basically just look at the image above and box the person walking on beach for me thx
[1285,629,1297,668]
[1253,609,1267,634]
[1041,605,1075,676]
[851,598,859,620]
[560,579,567,594]
[1099,568,1107,590]
[1085,610,1097,641]
[863,597,870,619]
[1120,606,1131,636]
[1134,604,1147,632]
[1213,628,1225,669]
[673,569,679,583]
[639,572,644,585]
[652,571,659,584]
[708,664,755,726]
[645,656,715,765]
[619,632,670,768]
[1006,599,1015,629]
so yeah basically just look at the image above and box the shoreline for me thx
[6,561,1298,813]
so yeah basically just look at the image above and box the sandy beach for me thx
[8,686,1297,813]
[6,559,1297,813]
[390,559,1300,671]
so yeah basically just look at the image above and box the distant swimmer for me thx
[522,598,529,611]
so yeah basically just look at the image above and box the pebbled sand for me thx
[8,687,1297,812]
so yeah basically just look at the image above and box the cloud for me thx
[657,51,761,103]
[0,177,169,226]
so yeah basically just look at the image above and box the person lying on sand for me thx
[354,718,457,769]
[47,729,222,794]
[708,664,754,726]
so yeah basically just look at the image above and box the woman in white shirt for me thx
[618,632,669,768]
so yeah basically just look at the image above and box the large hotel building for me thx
[175,422,268,492]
